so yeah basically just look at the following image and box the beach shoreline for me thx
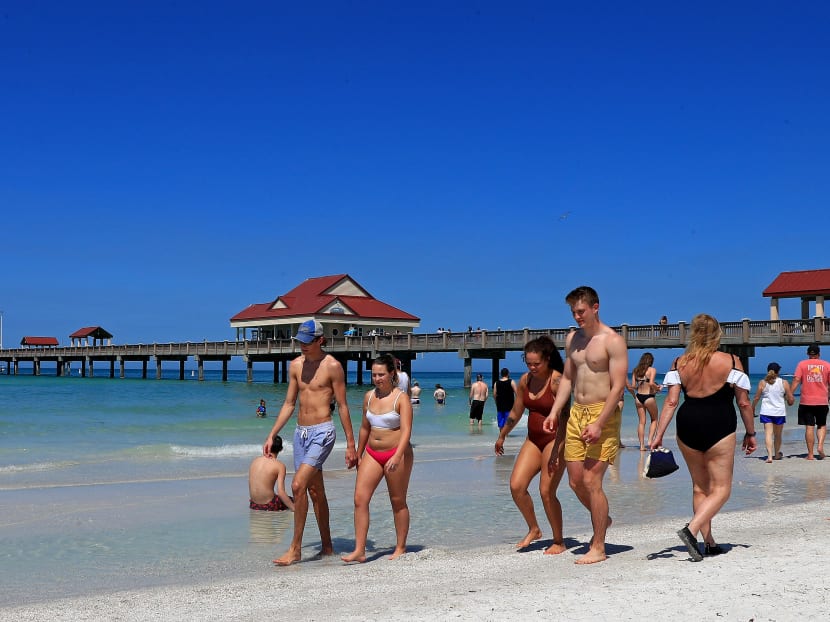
[4,498,828,621]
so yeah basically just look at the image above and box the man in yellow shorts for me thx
[544,286,628,564]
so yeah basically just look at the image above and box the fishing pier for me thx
[1,318,827,386]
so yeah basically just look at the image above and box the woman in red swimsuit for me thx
[494,336,568,554]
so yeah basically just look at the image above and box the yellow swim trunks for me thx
[564,402,622,464]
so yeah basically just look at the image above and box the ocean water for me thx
[0,369,820,607]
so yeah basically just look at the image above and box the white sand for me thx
[4,498,828,621]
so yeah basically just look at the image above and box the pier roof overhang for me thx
[230,274,420,330]
[21,336,59,346]
[763,268,830,319]
[70,326,113,340]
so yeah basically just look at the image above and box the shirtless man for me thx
[434,384,446,404]
[544,286,628,564]
[469,373,489,428]
[263,320,358,566]
[249,433,295,511]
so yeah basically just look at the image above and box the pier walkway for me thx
[1,318,827,386]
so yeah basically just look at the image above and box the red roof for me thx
[231,274,419,323]
[69,326,113,339]
[763,269,830,298]
[21,336,59,346]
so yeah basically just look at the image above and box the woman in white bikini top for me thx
[341,354,414,564]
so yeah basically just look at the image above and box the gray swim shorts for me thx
[293,421,336,471]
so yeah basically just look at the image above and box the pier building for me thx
[229,274,420,341]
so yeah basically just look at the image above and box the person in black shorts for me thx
[468,373,489,429]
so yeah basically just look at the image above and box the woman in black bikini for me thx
[494,336,568,554]
[627,352,660,451]
[651,314,757,561]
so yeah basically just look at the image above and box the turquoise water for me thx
[0,369,818,606]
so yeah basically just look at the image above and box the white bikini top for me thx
[366,390,403,429]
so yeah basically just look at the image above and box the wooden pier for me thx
[1,318,827,385]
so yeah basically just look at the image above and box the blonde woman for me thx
[751,362,794,463]
[627,352,660,451]
[651,314,757,561]
[342,354,414,563]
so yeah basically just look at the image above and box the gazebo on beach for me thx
[69,326,114,347]
[763,268,830,320]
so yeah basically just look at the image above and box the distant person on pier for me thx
[262,320,358,566]
[256,399,267,418]
[249,434,294,511]
[544,286,628,564]
[495,336,568,554]
[493,368,517,430]
[751,362,794,463]
[434,384,446,404]
[626,353,661,451]
[469,374,489,429]
[658,315,668,336]
[790,345,830,460]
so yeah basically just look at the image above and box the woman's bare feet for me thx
[516,527,543,548]
[544,541,566,555]
[340,550,366,564]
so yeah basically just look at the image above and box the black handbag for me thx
[644,447,680,478]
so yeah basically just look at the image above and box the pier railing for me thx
[1,318,827,360]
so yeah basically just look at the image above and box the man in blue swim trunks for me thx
[262,320,358,566]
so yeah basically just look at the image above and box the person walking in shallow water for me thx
[262,320,358,566]
[493,368,517,430]
[434,384,446,404]
[469,374,488,429]
[651,313,756,561]
[627,353,660,451]
[342,354,414,563]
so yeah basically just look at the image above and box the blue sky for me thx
[1,2,827,372]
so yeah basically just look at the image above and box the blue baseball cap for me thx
[293,320,324,344]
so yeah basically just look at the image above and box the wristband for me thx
[745,432,756,437]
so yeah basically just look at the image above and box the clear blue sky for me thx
[1,2,827,372]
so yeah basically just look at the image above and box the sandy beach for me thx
[4,497,827,622]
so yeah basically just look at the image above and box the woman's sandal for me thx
[677,525,703,562]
